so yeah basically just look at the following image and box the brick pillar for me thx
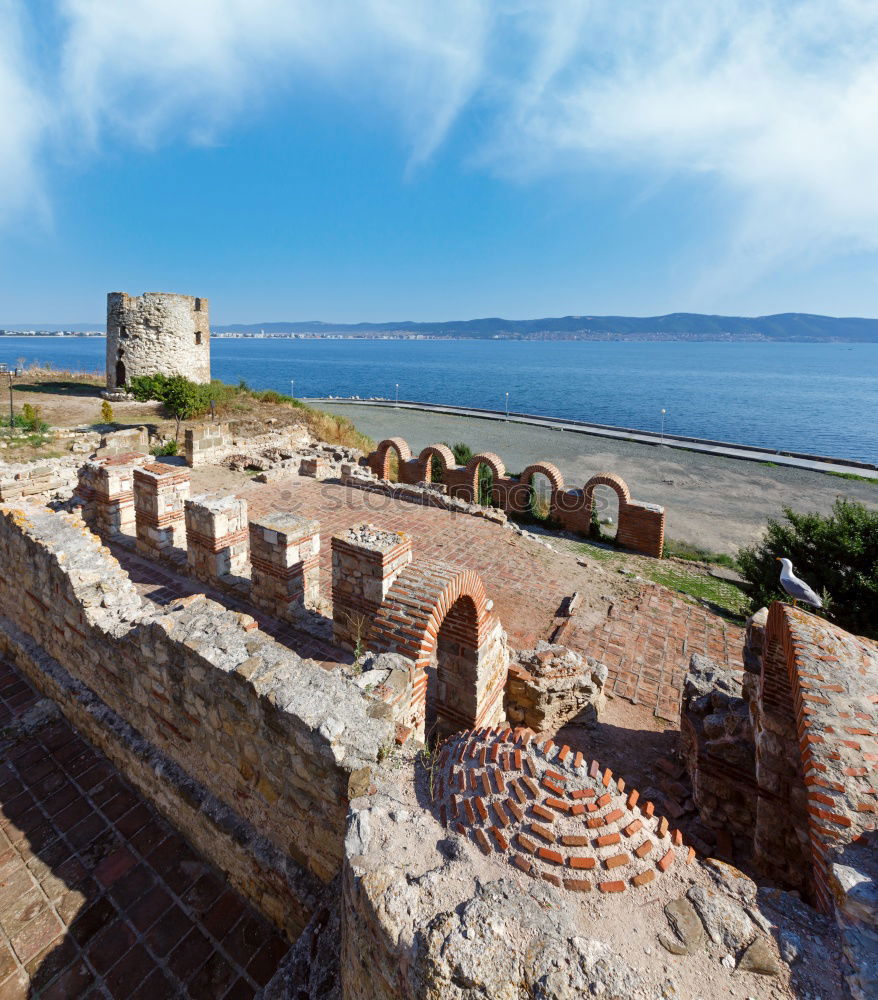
[249,512,321,619]
[331,524,412,651]
[184,492,249,584]
[75,455,139,537]
[133,464,190,558]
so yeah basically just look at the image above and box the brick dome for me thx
[433,726,693,894]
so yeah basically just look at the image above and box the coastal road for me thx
[309,399,877,553]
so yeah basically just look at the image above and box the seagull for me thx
[776,557,823,609]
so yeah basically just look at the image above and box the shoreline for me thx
[305,397,878,476]
[310,399,877,553]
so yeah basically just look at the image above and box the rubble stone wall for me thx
[0,502,393,936]
[106,291,211,389]
[0,456,82,503]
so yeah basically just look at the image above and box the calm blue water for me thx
[2,337,877,463]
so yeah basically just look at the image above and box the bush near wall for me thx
[738,497,878,638]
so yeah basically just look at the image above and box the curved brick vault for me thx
[433,726,692,894]
[370,562,508,738]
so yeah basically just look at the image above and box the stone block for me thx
[249,512,321,619]
[185,491,249,583]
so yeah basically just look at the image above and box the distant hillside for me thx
[212,312,878,342]
[5,311,878,341]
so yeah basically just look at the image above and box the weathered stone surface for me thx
[687,885,757,952]
[106,290,210,389]
[736,936,781,976]
[506,641,607,731]
[662,896,705,955]
[0,500,394,938]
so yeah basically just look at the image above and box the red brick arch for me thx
[584,472,631,507]
[418,444,456,483]
[370,562,508,737]
[520,462,565,494]
[465,452,506,481]
[369,437,412,479]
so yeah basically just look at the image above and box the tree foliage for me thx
[737,498,878,638]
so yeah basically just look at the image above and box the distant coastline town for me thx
[2,309,877,342]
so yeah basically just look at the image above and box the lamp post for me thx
[395,383,399,406]
[505,392,509,421]
[290,379,295,400]
[660,408,666,445]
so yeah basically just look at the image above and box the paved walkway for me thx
[0,660,289,1000]
[309,398,878,476]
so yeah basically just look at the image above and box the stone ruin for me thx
[105,290,211,391]
[363,435,666,557]
[0,447,875,998]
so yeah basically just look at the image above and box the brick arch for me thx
[465,452,506,482]
[370,562,508,738]
[583,472,631,507]
[418,443,456,483]
[519,462,565,494]
[369,437,412,479]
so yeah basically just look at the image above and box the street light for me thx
[395,383,399,406]
[660,408,667,445]
[505,392,509,421]
[290,379,295,400]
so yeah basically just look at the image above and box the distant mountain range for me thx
[4,311,878,341]
[211,312,878,342]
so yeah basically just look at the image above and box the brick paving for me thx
[113,475,744,721]
[241,478,744,721]
[571,583,744,721]
[0,660,289,999]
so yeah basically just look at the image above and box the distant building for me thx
[106,292,211,390]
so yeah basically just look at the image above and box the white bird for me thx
[776,557,823,609]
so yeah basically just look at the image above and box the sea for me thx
[1,337,877,464]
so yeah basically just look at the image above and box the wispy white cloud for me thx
[0,0,50,226]
[3,0,878,287]
[486,1,878,287]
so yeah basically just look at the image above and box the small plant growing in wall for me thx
[100,400,114,425]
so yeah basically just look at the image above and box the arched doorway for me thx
[115,358,126,387]
[370,563,509,741]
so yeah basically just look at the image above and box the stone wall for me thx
[505,642,608,732]
[0,456,81,503]
[0,501,393,936]
[364,437,664,557]
[184,421,233,467]
[106,291,211,389]
[680,652,756,855]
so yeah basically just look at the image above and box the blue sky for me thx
[2,1,878,325]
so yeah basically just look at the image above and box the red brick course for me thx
[433,727,689,896]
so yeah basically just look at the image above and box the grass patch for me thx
[574,541,618,563]
[825,470,878,484]
[663,537,739,569]
[644,564,749,621]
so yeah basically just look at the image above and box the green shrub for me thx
[127,373,172,402]
[737,498,878,638]
[150,440,178,457]
[20,403,48,434]
[100,400,114,424]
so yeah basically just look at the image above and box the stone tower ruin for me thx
[106,291,211,390]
